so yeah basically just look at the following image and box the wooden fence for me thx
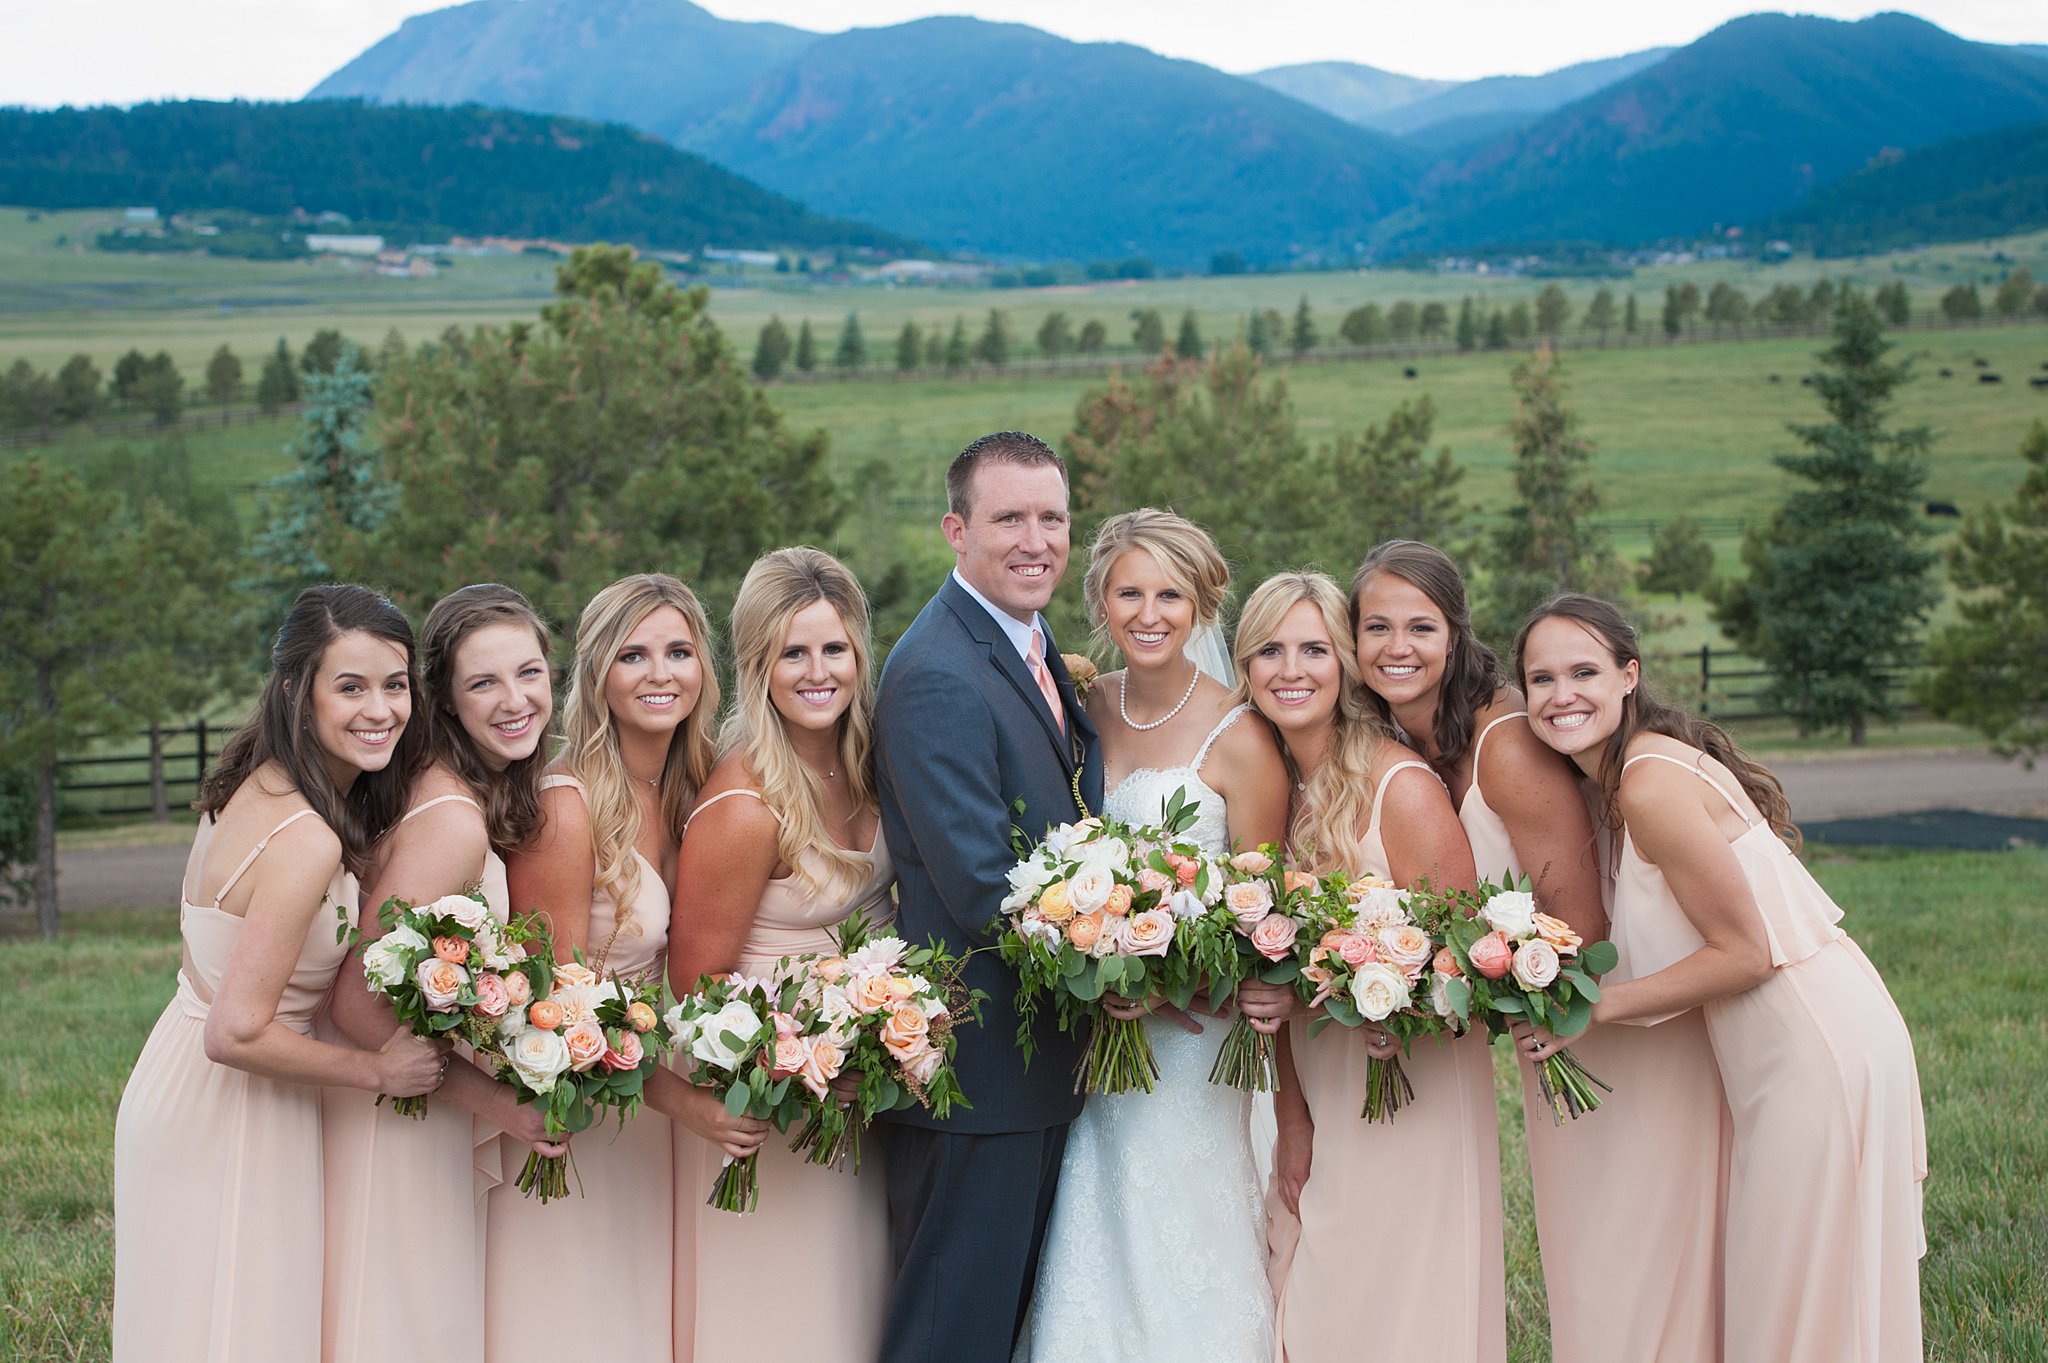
[58,720,225,820]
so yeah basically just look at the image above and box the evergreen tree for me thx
[1919,421,2048,761]
[255,338,300,413]
[1455,300,1478,352]
[1077,319,1107,355]
[1131,308,1167,356]
[376,328,409,370]
[794,319,818,373]
[1478,346,1627,639]
[1704,283,1750,334]
[204,343,242,410]
[944,317,971,372]
[1993,267,2034,319]
[1506,300,1533,340]
[1418,302,1449,340]
[1289,296,1317,355]
[1873,281,1912,326]
[896,320,922,372]
[300,328,348,376]
[752,316,792,380]
[0,361,55,434]
[1583,288,1617,344]
[1175,310,1203,360]
[835,313,867,370]
[1709,292,1937,744]
[1037,311,1074,359]
[54,355,103,424]
[1637,516,1716,599]
[925,326,945,368]
[1661,285,1684,339]
[1390,301,1420,342]
[1245,309,1271,357]
[112,349,148,407]
[1623,293,1640,335]
[1484,310,1510,350]
[136,352,184,426]
[974,310,1012,368]
[1807,279,1836,319]
[1325,396,1475,554]
[250,345,387,611]
[1535,284,1571,339]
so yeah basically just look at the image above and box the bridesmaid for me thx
[485,573,720,1360]
[318,584,566,1362]
[1241,571,1506,1363]
[666,547,894,1363]
[1517,594,1925,1362]
[114,585,445,1363]
[1349,542,1725,1362]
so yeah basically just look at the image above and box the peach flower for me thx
[1378,924,1434,972]
[848,972,897,1014]
[1037,880,1076,924]
[886,975,917,1000]
[503,970,533,1007]
[554,962,598,990]
[603,1028,646,1071]
[1337,933,1378,968]
[766,1034,807,1079]
[903,1045,945,1086]
[1065,910,1105,953]
[562,1019,608,1072]
[431,935,471,964]
[1223,879,1273,926]
[1229,849,1274,875]
[815,956,849,984]
[414,958,467,1012]
[881,1004,930,1060]
[1468,931,1515,981]
[799,1036,845,1099]
[1283,870,1319,895]
[625,1000,658,1033]
[1102,884,1134,918]
[527,999,564,1031]
[1165,853,1200,886]
[473,972,510,1019]
[1531,913,1583,956]
[1121,909,1175,958]
[1136,867,1174,897]
[1250,913,1298,961]
[1432,947,1463,979]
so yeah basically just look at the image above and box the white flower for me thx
[1482,890,1538,940]
[1073,836,1132,874]
[554,983,603,1025]
[1167,888,1206,921]
[430,893,490,931]
[691,999,764,1071]
[1350,961,1413,1022]
[918,994,949,1020]
[1351,885,1412,934]
[360,935,412,989]
[1199,859,1228,905]
[506,1028,570,1094]
[1087,912,1128,959]
[1067,863,1114,915]
[1511,938,1561,991]
[1430,973,1458,1020]
[846,937,908,975]
[1041,824,1085,860]
[1007,856,1058,904]
[497,1006,529,1041]
[664,1004,700,1051]
[819,982,860,1028]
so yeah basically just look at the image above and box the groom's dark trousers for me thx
[873,575,1101,1363]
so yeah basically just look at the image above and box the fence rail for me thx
[1682,644,1920,722]
[57,720,223,819]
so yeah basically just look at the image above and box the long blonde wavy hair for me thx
[718,548,878,894]
[1233,571,1396,876]
[558,574,721,927]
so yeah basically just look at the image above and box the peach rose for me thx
[848,971,897,1014]
[1319,929,1350,951]
[1283,869,1319,895]
[799,1036,845,1099]
[1121,909,1175,958]
[1136,867,1173,897]
[881,1004,931,1060]
[1229,849,1274,875]
[473,972,510,1018]
[414,957,468,1012]
[503,970,533,1007]
[766,1034,807,1079]
[1432,947,1463,979]
[603,1028,646,1071]
[562,1019,608,1072]
[1223,879,1274,926]
[1378,924,1434,972]
[1511,939,1561,990]
[1165,853,1200,886]
[431,935,471,964]
[1065,910,1105,953]
[771,1010,802,1037]
[625,1000,658,1034]
[1250,912,1299,961]
[1102,884,1134,918]
[1337,933,1378,968]
[886,975,917,1000]
[1037,880,1076,924]
[554,962,598,990]
[1468,931,1515,981]
[815,956,849,984]
[527,999,564,1031]
[1531,913,1583,956]
[903,1045,946,1086]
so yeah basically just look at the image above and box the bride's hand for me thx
[1233,979,1300,1035]
[1102,993,1203,1035]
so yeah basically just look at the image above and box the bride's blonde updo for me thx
[1081,508,1232,655]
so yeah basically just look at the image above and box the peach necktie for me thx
[1028,627,1065,734]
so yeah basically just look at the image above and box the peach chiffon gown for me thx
[114,809,354,1363]
[318,793,508,1363]
[1613,751,1926,1362]
[483,774,675,1361]
[673,788,895,1362]
[1461,713,1728,1363]
[1267,760,1507,1363]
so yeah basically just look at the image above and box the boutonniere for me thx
[1062,653,1099,705]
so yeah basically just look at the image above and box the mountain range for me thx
[247,5,2048,260]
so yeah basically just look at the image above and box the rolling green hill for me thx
[1762,120,2048,254]
[0,99,916,254]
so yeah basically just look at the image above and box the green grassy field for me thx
[3,846,2041,1361]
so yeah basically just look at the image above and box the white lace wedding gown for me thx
[1018,706,1275,1363]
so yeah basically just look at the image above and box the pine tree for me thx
[1390,301,1420,342]
[1131,309,1167,355]
[895,320,922,371]
[1245,309,1271,357]
[1484,310,1510,350]
[1037,311,1074,358]
[205,343,242,410]
[1709,292,1937,743]
[1993,268,2035,319]
[54,355,103,424]
[1637,516,1716,600]
[256,338,300,413]
[1920,421,2048,760]
[1873,281,1912,326]
[1175,310,1203,360]
[1455,300,1478,352]
[835,313,867,370]
[136,353,184,426]
[1506,300,1533,340]
[943,317,971,372]
[1623,294,1639,335]
[974,310,1012,368]
[794,319,818,373]
[1535,284,1571,339]
[1583,289,1617,345]
[1418,302,1449,339]
[752,316,792,380]
[300,328,348,376]
[1289,296,1317,355]
[250,346,387,611]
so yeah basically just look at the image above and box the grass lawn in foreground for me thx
[2,846,2041,1361]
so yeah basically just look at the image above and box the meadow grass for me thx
[2,847,2040,1361]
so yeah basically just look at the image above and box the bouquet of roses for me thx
[1200,846,1324,1091]
[784,908,981,1173]
[357,891,548,1117]
[666,970,817,1213]
[994,790,1226,1094]
[1286,874,1451,1121]
[483,957,670,1200]
[1415,873,1618,1124]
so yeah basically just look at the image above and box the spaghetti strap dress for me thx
[318,792,509,1363]
[483,774,675,1362]
[1267,760,1507,1363]
[1614,750,1926,1363]
[1461,715,1727,1363]
[672,787,897,1362]
[113,809,354,1363]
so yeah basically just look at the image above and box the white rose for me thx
[414,957,468,1011]
[380,923,430,957]
[1041,824,1084,860]
[1074,836,1132,873]
[691,999,763,1071]
[497,1005,529,1041]
[1511,938,1561,991]
[360,936,410,989]
[1007,856,1057,901]
[430,893,490,931]
[1430,973,1458,1020]
[1067,863,1114,915]
[1350,961,1414,1022]
[819,982,860,1028]
[1199,860,1228,906]
[1482,890,1538,940]
[507,1028,570,1094]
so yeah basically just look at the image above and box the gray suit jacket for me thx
[874,574,1102,1133]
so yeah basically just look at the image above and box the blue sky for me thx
[7,0,2045,108]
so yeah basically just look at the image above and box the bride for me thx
[1019,509,1291,1363]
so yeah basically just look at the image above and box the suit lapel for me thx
[940,577,1079,774]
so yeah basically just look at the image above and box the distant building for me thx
[875,259,984,283]
[306,234,386,256]
[704,247,781,268]
[124,206,159,222]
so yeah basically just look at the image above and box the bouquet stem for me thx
[709,1153,761,1214]
[1076,1012,1159,1095]
[1209,1014,1278,1092]
[516,1148,573,1202]
[380,1094,429,1119]
[1359,1054,1414,1123]
[1534,1047,1613,1125]
[789,1106,862,1172]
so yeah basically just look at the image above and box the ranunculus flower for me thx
[1067,863,1114,914]
[1065,910,1104,953]
[1121,909,1175,958]
[1283,870,1318,895]
[691,999,763,1070]
[1037,880,1076,924]
[1512,938,1561,990]
[766,1034,807,1078]
[415,957,468,1011]
[1378,923,1434,972]
[1230,849,1274,875]
[503,970,533,1006]
[798,1036,845,1099]
[554,962,599,990]
[562,1019,607,1072]
[1337,932,1378,968]
[1136,867,1173,897]
[1468,931,1515,980]
[1165,853,1199,886]
[1481,890,1539,940]
[1102,884,1134,918]
[848,972,897,1014]
[1350,961,1414,1021]
[473,972,510,1018]
[1432,947,1463,979]
[431,935,471,964]
[882,1004,931,1060]
[1086,912,1127,959]
[625,1000,658,1033]
[903,1045,945,1086]
[1224,879,1274,927]
[429,893,490,931]
[1532,912,1582,956]
[1250,912,1298,961]
[603,1028,645,1071]
[507,1028,571,1093]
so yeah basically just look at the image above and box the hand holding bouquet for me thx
[1416,874,1618,1124]
[1202,846,1322,1091]
[666,971,816,1213]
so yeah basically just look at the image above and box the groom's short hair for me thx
[946,431,1067,519]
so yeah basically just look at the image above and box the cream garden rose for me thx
[507,1028,571,1093]
[1481,890,1539,939]
[1350,961,1414,1022]
[691,999,763,1071]
[1067,863,1115,915]
[1511,938,1562,990]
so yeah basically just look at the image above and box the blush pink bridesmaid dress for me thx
[114,809,353,1363]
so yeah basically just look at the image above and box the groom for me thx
[873,431,1102,1363]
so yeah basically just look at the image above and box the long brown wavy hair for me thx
[1351,540,1505,781]
[419,584,553,856]
[196,584,424,875]
[1512,594,1800,849]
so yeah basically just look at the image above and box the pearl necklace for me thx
[1120,664,1201,732]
